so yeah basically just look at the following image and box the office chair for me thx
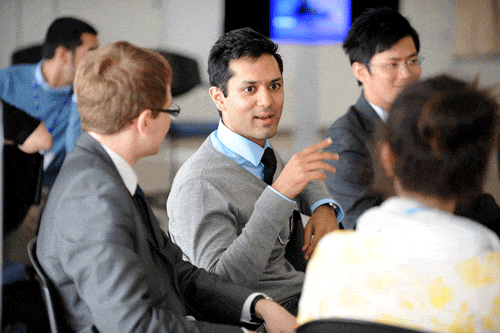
[296,318,430,333]
[27,238,69,333]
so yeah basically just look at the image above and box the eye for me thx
[243,86,255,93]
[270,82,282,90]
[385,63,398,69]
[407,58,419,65]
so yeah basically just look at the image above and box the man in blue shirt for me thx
[0,16,98,186]
[167,27,343,316]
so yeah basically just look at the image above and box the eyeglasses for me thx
[154,103,180,119]
[367,56,425,72]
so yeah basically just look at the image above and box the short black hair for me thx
[42,16,97,59]
[208,27,283,97]
[382,75,499,201]
[343,7,419,82]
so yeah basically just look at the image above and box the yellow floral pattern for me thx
[298,231,500,333]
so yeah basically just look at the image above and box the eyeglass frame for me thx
[366,56,425,71]
[153,103,180,119]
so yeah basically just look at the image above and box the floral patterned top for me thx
[298,197,500,333]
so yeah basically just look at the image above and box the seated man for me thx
[298,74,500,333]
[167,27,342,316]
[0,16,99,186]
[323,7,422,229]
[36,41,295,333]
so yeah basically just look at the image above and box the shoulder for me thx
[0,64,35,80]
[174,138,242,186]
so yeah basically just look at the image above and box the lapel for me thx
[352,92,383,135]
[76,133,167,251]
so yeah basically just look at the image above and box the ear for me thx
[135,109,153,135]
[352,62,369,84]
[53,45,72,62]
[209,86,226,112]
[380,142,395,178]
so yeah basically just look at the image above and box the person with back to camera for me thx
[297,75,500,333]
[323,7,422,229]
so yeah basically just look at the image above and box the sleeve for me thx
[322,124,381,229]
[65,96,81,153]
[3,102,41,144]
[55,181,243,333]
[168,178,296,288]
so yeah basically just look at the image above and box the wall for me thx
[1,0,499,198]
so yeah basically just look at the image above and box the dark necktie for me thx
[261,147,277,185]
[133,185,158,247]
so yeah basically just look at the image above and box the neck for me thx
[89,131,140,167]
[394,179,456,213]
[41,59,71,87]
[364,91,390,112]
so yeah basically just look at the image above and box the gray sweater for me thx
[167,138,331,303]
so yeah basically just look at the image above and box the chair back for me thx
[27,238,68,333]
[296,318,430,333]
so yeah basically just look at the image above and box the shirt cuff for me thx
[267,185,295,204]
[311,199,344,222]
[241,292,271,324]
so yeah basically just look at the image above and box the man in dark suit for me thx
[322,7,422,229]
[36,41,296,333]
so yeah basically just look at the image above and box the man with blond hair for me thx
[36,41,296,333]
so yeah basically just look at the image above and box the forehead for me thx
[373,36,418,60]
[228,54,282,83]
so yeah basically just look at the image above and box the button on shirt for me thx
[210,120,343,219]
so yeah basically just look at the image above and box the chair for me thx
[296,318,430,333]
[27,238,69,333]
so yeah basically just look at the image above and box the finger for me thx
[306,151,339,163]
[304,237,318,260]
[304,162,336,175]
[302,223,313,252]
[304,243,314,260]
[299,138,333,155]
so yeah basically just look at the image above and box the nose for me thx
[257,88,273,108]
[398,62,413,79]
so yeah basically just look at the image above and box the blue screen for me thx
[270,0,351,44]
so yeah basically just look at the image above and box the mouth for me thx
[254,114,275,126]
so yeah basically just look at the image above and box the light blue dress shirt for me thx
[209,120,343,219]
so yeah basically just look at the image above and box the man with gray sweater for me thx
[167,28,343,316]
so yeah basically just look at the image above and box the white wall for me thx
[1,0,499,196]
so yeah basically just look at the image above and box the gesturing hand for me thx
[272,138,338,200]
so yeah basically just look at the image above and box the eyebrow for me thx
[240,77,283,85]
[385,52,419,61]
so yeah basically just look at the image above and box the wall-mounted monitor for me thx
[269,0,351,44]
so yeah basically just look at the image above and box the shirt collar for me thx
[34,60,73,92]
[367,100,388,123]
[217,120,271,167]
[100,143,138,195]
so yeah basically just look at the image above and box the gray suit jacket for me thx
[323,93,387,229]
[37,132,253,333]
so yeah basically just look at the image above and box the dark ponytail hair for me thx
[382,75,499,200]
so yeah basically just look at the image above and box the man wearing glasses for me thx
[322,7,422,229]
[36,41,296,333]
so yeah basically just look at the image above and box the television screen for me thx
[270,0,351,44]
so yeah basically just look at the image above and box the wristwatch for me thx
[322,202,340,218]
